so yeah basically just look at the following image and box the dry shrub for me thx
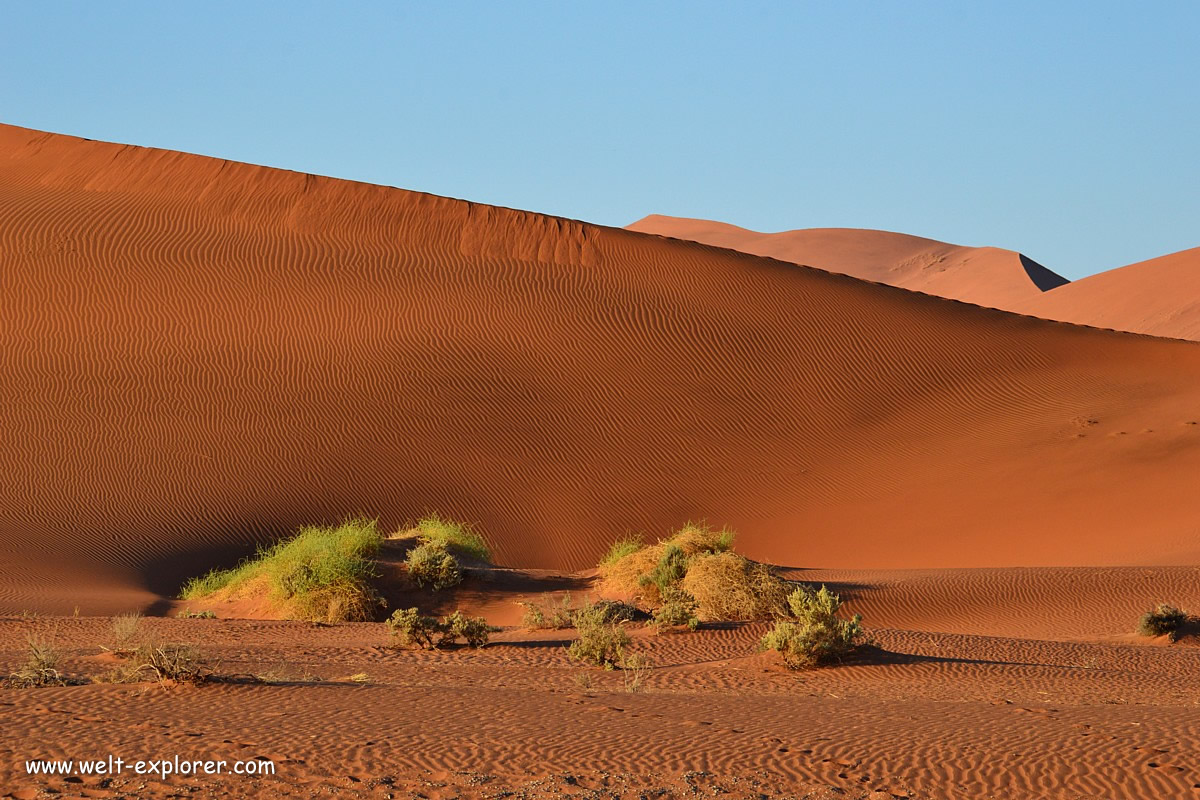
[599,523,735,602]
[519,593,578,630]
[108,612,142,653]
[4,636,71,688]
[105,639,209,684]
[1139,603,1189,640]
[679,552,791,621]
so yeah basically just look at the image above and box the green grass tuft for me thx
[179,517,384,623]
[601,534,643,566]
[407,514,491,562]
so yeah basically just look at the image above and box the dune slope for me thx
[1012,246,1200,340]
[3,124,1200,612]
[627,214,1069,309]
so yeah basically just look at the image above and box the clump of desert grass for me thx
[1138,603,1190,641]
[759,585,866,669]
[179,517,384,623]
[598,523,790,621]
[3,635,76,688]
[395,514,491,562]
[106,612,143,654]
[386,608,490,649]
[394,515,491,591]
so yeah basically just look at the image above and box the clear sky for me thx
[3,2,1196,280]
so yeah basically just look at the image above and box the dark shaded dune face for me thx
[4,124,1200,612]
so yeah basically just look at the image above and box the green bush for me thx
[652,588,700,632]
[759,585,865,669]
[387,607,440,649]
[1138,603,1189,640]
[438,610,490,648]
[179,517,383,622]
[568,604,632,668]
[387,608,489,649]
[405,541,462,589]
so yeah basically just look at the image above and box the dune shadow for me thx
[847,644,1046,670]
[1019,253,1070,292]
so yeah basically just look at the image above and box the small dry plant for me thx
[4,636,72,688]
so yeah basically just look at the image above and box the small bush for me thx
[387,608,489,649]
[1139,603,1189,640]
[759,585,865,669]
[179,517,384,623]
[601,534,643,566]
[652,588,700,632]
[621,653,653,693]
[405,541,462,589]
[568,604,632,668]
[387,607,440,649]
[404,515,491,562]
[438,610,490,648]
[4,636,70,688]
[105,640,209,684]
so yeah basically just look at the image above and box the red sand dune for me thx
[1012,246,1200,340]
[627,214,1070,309]
[4,123,1200,615]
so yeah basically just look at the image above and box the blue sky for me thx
[3,2,1196,279]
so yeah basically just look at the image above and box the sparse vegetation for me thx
[400,514,491,562]
[621,653,653,692]
[1138,603,1189,640]
[601,534,643,566]
[103,639,209,684]
[386,607,441,648]
[438,610,491,648]
[386,607,490,649]
[176,609,217,619]
[651,588,700,632]
[4,636,72,688]
[519,595,643,630]
[108,612,143,653]
[404,541,462,589]
[519,592,578,629]
[759,585,865,669]
[568,603,632,668]
[180,517,384,623]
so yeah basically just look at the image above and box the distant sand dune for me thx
[630,213,1200,341]
[4,123,1200,613]
[627,214,1069,308]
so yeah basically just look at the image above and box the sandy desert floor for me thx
[4,566,1200,800]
